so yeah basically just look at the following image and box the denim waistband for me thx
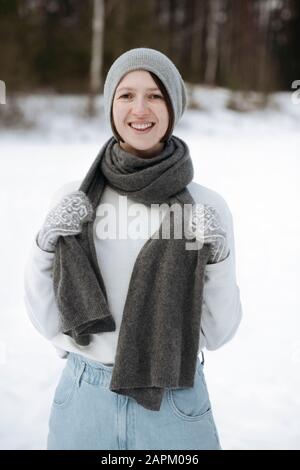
[66,350,205,389]
[67,352,114,388]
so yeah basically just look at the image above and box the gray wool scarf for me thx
[52,135,211,411]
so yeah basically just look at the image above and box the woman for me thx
[24,48,242,450]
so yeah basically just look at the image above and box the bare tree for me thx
[88,0,105,116]
[204,0,222,85]
[190,0,207,81]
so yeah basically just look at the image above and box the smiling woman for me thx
[24,47,242,451]
[111,70,174,158]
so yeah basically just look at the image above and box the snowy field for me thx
[0,87,300,450]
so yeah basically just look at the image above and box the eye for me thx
[119,93,132,99]
[118,93,163,100]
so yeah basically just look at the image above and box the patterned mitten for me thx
[188,203,230,263]
[37,190,94,253]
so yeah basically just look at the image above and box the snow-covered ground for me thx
[0,86,300,449]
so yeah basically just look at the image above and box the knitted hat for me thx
[103,47,187,141]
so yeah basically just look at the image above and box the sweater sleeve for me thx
[23,236,60,339]
[23,180,80,341]
[198,197,243,351]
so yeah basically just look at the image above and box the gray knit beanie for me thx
[103,47,187,141]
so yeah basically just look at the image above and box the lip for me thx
[128,123,155,134]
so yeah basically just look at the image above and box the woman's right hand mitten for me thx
[36,190,94,253]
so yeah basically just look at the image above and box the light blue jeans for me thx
[47,351,222,450]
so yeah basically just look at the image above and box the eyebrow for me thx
[116,87,161,93]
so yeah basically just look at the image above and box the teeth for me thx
[130,123,153,130]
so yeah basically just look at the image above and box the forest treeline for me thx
[0,0,299,94]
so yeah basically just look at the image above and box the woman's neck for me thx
[119,141,166,159]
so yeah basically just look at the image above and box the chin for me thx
[122,138,162,152]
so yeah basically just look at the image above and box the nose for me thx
[132,96,149,115]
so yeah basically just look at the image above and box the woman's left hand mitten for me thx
[188,203,230,264]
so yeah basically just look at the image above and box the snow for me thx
[0,86,299,450]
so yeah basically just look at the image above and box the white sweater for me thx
[23,180,242,364]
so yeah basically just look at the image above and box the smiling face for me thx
[112,70,171,158]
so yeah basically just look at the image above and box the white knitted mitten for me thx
[188,203,230,263]
[37,190,94,253]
